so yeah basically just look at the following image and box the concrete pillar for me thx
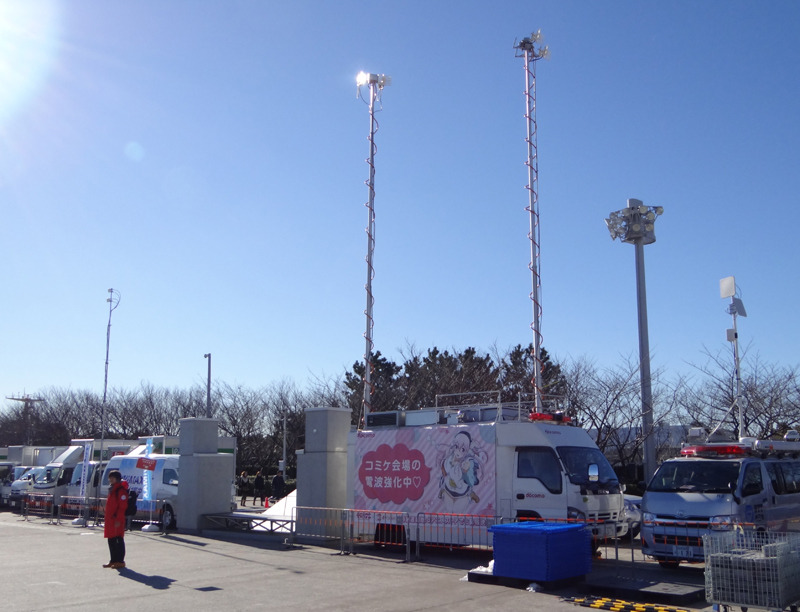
[178,418,234,533]
[296,406,350,510]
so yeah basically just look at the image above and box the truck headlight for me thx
[642,512,655,523]
[710,515,734,530]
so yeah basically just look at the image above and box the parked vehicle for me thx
[622,494,642,540]
[8,466,46,508]
[1,446,68,507]
[28,445,88,513]
[1,465,32,506]
[347,403,625,546]
[62,461,106,516]
[641,434,800,567]
[100,454,179,529]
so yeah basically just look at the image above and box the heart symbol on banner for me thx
[412,477,421,487]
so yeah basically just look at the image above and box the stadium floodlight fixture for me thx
[605,199,663,246]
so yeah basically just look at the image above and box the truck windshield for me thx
[35,467,59,484]
[557,446,620,488]
[648,460,739,493]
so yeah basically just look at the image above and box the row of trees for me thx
[1,343,798,482]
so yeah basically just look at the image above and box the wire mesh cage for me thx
[704,529,800,610]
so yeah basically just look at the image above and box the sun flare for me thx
[0,0,60,126]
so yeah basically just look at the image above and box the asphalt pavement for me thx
[1,509,717,612]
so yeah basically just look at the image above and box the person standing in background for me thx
[103,470,128,569]
[271,470,285,500]
[237,471,250,506]
[252,471,266,507]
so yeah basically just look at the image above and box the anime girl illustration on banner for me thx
[438,429,488,513]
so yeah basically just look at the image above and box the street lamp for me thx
[605,199,663,481]
[203,353,211,418]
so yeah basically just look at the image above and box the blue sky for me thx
[2,0,799,402]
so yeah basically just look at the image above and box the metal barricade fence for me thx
[414,512,497,557]
[349,509,410,561]
[293,507,629,566]
[292,506,350,553]
[24,493,56,523]
[59,495,105,525]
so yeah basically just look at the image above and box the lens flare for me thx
[0,0,61,126]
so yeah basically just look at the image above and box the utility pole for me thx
[6,395,45,445]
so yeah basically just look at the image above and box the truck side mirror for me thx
[588,463,599,482]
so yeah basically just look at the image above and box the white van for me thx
[641,435,800,567]
[101,454,179,529]
[62,461,106,517]
[2,465,33,506]
[8,466,45,508]
[29,446,87,512]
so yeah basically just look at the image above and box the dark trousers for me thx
[108,536,126,563]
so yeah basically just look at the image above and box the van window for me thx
[57,467,74,486]
[780,462,800,493]
[648,460,739,493]
[741,463,763,496]
[517,447,562,494]
[765,462,785,494]
[162,468,179,486]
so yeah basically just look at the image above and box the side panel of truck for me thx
[351,422,497,519]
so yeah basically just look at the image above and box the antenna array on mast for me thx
[514,31,549,413]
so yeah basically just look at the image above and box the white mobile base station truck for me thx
[346,404,626,547]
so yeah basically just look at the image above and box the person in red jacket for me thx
[103,470,128,569]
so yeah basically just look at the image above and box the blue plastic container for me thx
[488,522,591,581]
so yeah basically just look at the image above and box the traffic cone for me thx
[264,497,270,508]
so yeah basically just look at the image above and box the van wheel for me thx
[161,505,176,530]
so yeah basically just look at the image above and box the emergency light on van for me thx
[680,444,748,457]
[528,412,571,423]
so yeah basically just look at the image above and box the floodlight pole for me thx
[605,200,663,481]
[633,240,656,481]
[356,71,390,422]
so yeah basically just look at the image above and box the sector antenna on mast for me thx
[514,31,549,414]
[720,276,747,439]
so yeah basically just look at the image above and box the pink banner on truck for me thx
[353,423,496,516]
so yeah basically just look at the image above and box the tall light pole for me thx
[203,353,212,418]
[605,199,663,481]
[514,31,549,414]
[356,70,390,424]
